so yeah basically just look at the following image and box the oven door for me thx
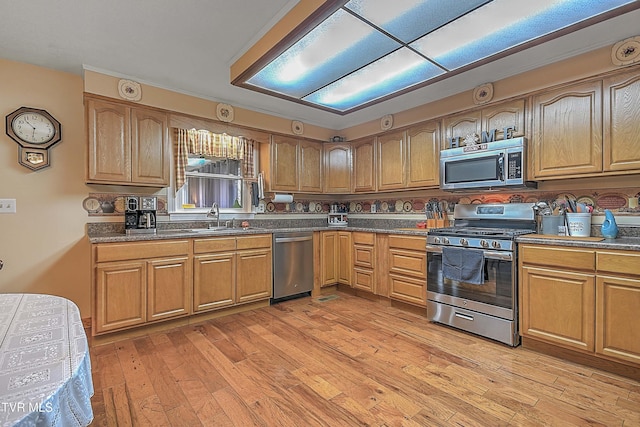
[426,245,516,320]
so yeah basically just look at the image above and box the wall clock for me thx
[6,107,61,149]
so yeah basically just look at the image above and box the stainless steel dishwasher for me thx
[272,231,314,302]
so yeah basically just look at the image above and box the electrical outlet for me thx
[0,199,16,214]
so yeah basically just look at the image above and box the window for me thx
[179,157,244,209]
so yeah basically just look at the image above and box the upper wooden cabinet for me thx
[603,70,640,172]
[87,98,169,187]
[377,122,440,191]
[261,135,322,193]
[531,80,603,179]
[442,99,525,149]
[323,144,351,193]
[351,137,376,193]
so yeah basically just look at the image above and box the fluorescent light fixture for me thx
[234,0,638,114]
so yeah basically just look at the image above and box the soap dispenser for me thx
[601,209,619,239]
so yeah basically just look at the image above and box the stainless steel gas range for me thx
[426,203,536,346]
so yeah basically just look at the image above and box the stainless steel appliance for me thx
[125,196,157,235]
[440,137,536,191]
[426,203,536,346]
[272,232,314,302]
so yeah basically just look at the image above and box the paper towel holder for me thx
[272,193,294,203]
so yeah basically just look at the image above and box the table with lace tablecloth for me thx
[0,294,93,427]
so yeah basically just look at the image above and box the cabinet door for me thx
[351,137,376,192]
[337,231,352,285]
[377,131,405,190]
[596,275,640,365]
[532,80,602,178]
[603,71,640,172]
[353,268,375,293]
[406,121,439,188]
[131,108,169,186]
[95,261,146,334]
[520,266,595,352]
[147,257,191,321]
[271,136,299,191]
[482,99,526,140]
[442,110,481,149]
[299,141,322,192]
[324,144,351,193]
[87,99,131,182]
[193,252,236,311]
[321,232,338,286]
[389,274,426,306]
[236,249,272,303]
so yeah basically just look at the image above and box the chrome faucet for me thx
[207,202,220,228]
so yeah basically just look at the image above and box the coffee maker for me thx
[125,196,157,235]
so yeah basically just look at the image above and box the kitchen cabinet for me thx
[603,70,640,172]
[443,99,525,149]
[261,135,322,193]
[387,235,427,306]
[87,97,169,186]
[351,137,376,192]
[193,235,272,311]
[520,244,640,368]
[595,251,640,365]
[376,122,440,192]
[519,245,595,352]
[93,240,191,335]
[320,231,351,287]
[352,232,376,293]
[531,80,603,178]
[323,143,351,193]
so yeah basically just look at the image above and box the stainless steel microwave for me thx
[439,137,537,191]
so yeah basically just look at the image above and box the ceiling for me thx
[1,1,640,131]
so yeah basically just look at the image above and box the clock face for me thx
[11,112,56,144]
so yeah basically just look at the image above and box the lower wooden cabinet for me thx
[93,240,191,335]
[236,237,273,303]
[352,232,375,293]
[321,231,351,287]
[387,235,427,306]
[519,244,640,369]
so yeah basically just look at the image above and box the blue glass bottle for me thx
[601,209,619,239]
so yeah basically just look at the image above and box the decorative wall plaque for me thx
[118,79,142,101]
[380,114,393,130]
[216,103,234,122]
[292,120,304,135]
[611,36,640,66]
[473,83,494,104]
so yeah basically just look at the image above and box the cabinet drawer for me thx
[389,235,425,251]
[353,267,375,292]
[193,237,236,254]
[597,251,640,277]
[389,274,426,306]
[520,245,595,271]
[237,234,272,250]
[389,249,426,279]
[95,240,190,263]
[353,244,374,268]
[352,232,375,245]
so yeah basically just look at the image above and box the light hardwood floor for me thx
[89,292,640,426]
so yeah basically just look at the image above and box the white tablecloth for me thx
[0,294,94,427]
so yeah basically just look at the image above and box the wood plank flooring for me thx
[89,292,640,426]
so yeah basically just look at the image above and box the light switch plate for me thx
[0,199,16,214]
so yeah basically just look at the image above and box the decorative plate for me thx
[395,200,404,213]
[118,79,142,101]
[473,82,493,105]
[355,203,362,212]
[380,114,393,130]
[82,196,100,213]
[308,202,316,212]
[349,202,356,212]
[315,203,323,213]
[380,201,389,212]
[292,120,304,135]
[295,202,304,212]
[403,201,413,212]
[611,36,640,66]
[216,103,234,122]
[266,202,275,212]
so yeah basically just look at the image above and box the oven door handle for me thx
[426,245,512,261]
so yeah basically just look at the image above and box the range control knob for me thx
[442,237,450,245]
[480,239,489,248]
[492,241,501,249]
[460,238,468,246]
[433,237,440,244]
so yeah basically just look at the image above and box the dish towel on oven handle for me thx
[442,246,485,285]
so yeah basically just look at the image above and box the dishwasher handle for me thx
[275,235,313,243]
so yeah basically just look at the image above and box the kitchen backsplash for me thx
[84,187,639,217]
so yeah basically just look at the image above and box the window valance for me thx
[174,128,255,191]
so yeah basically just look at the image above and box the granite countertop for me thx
[516,234,640,251]
[87,226,431,244]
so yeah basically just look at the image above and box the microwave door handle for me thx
[498,153,505,181]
